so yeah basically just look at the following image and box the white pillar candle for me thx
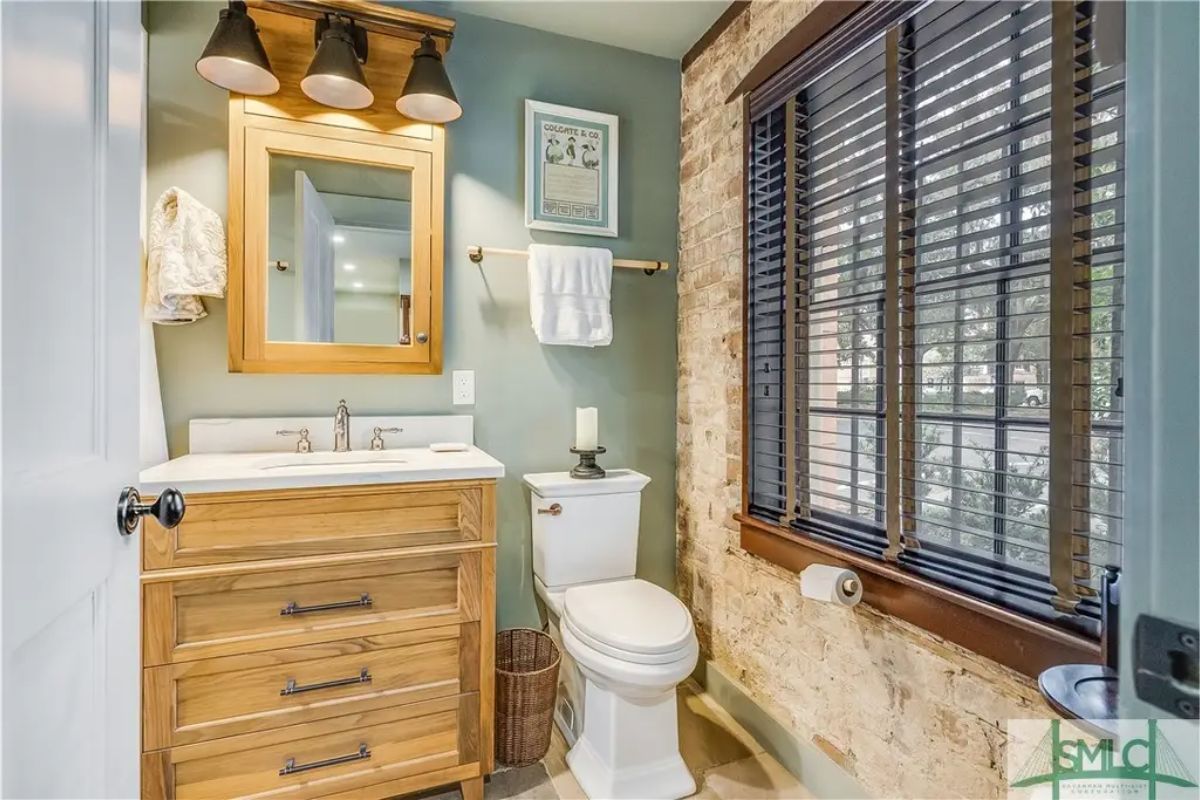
[575,407,599,450]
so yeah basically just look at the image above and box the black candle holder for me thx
[569,446,606,479]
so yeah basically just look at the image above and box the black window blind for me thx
[745,0,1125,634]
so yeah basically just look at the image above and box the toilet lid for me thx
[563,579,694,663]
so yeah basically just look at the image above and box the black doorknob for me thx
[117,486,186,537]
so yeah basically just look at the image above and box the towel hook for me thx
[643,261,663,277]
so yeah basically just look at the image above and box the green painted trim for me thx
[696,660,872,800]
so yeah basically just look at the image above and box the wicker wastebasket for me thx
[495,628,561,767]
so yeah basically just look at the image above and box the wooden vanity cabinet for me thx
[140,480,495,800]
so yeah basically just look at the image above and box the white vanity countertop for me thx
[139,415,505,494]
[140,446,505,494]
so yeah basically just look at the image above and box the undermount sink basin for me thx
[254,451,409,471]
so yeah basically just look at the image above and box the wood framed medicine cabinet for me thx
[227,2,450,374]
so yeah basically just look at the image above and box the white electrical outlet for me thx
[452,370,475,406]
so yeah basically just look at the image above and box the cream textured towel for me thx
[144,187,227,324]
[527,243,613,347]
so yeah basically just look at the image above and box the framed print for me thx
[525,100,618,237]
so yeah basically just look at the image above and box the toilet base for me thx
[566,678,695,800]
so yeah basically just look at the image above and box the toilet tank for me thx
[524,470,651,589]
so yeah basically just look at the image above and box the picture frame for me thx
[524,100,619,237]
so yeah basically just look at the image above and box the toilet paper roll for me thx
[799,564,863,607]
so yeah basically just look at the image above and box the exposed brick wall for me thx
[676,4,1053,797]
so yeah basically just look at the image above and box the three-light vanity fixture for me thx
[195,1,462,122]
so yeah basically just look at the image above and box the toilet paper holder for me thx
[799,564,863,607]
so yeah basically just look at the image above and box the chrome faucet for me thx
[333,400,351,452]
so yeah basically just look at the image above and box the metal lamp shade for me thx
[396,37,461,123]
[301,24,374,110]
[195,2,279,96]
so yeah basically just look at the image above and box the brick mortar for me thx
[676,3,1052,797]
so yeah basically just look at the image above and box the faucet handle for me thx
[369,427,403,451]
[277,428,312,454]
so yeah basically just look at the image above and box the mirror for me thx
[230,119,443,374]
[267,155,414,346]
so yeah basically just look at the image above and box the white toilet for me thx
[524,470,698,800]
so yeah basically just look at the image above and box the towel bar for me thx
[467,245,669,274]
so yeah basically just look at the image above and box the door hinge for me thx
[1134,614,1199,718]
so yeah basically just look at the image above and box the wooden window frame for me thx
[735,3,1106,678]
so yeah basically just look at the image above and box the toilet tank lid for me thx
[523,469,650,497]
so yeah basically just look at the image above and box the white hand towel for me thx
[527,243,613,347]
[144,187,227,324]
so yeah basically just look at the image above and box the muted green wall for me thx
[146,1,681,628]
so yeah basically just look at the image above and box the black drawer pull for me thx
[279,743,370,776]
[280,593,372,616]
[281,667,371,696]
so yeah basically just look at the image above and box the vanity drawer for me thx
[142,694,481,800]
[143,551,484,666]
[143,623,484,750]
[143,481,495,570]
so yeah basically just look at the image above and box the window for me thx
[744,0,1124,641]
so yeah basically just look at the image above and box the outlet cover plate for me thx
[452,370,475,406]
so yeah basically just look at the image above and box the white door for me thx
[1,1,145,796]
[1121,1,1200,720]
[296,170,336,342]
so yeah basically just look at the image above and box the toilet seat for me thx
[563,579,695,665]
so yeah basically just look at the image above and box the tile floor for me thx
[428,681,811,800]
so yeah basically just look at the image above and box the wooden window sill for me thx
[736,514,1100,679]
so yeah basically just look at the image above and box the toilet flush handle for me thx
[537,503,563,516]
